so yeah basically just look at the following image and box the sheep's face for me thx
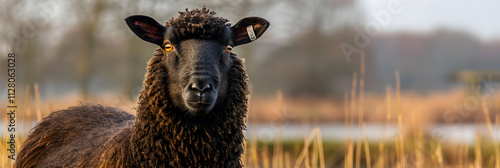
[163,39,230,116]
[125,8,269,116]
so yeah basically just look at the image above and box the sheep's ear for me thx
[125,15,166,46]
[231,17,269,46]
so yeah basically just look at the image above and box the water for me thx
[2,121,498,144]
[246,123,499,144]
[246,123,398,142]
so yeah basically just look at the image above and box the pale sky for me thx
[359,0,500,41]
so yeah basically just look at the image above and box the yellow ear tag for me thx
[246,25,257,41]
[164,44,174,52]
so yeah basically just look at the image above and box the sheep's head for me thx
[125,8,269,116]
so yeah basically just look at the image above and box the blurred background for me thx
[2,0,500,167]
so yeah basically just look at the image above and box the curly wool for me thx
[124,48,249,167]
[15,48,250,168]
[169,7,230,40]
[15,8,250,168]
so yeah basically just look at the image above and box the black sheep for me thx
[15,7,269,168]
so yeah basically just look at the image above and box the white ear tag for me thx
[246,25,257,41]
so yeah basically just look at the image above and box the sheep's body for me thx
[15,105,135,167]
[15,51,248,167]
[15,7,268,167]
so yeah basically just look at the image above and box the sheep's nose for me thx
[184,76,218,115]
[187,77,213,97]
[190,83,211,96]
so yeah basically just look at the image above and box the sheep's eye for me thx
[225,45,232,53]
[164,44,174,52]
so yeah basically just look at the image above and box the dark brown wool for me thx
[125,49,249,167]
[15,49,249,168]
[15,8,251,168]
[169,7,230,41]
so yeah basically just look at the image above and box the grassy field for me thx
[2,70,500,167]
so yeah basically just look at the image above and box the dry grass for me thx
[1,76,500,168]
